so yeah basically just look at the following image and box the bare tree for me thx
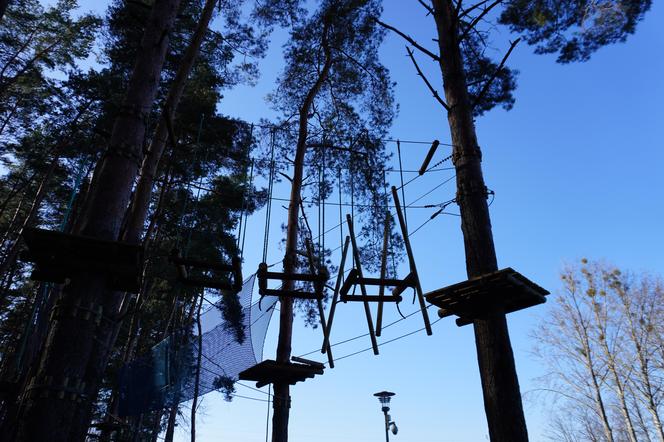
[533,260,664,442]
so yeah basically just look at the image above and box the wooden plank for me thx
[346,214,379,355]
[391,186,432,335]
[322,236,350,355]
[376,211,391,336]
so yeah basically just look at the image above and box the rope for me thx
[396,140,408,230]
[262,131,276,263]
[240,160,254,262]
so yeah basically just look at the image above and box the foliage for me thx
[500,0,653,62]
[0,0,100,143]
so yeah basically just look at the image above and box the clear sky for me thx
[69,0,664,440]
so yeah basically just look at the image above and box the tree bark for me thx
[430,1,528,440]
[271,22,333,442]
[123,0,217,245]
[12,0,181,440]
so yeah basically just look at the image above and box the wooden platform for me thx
[171,250,242,293]
[238,359,324,388]
[20,227,143,293]
[425,268,549,327]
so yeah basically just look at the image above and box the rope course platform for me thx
[425,268,549,327]
[170,249,242,293]
[20,227,143,293]
[238,357,324,388]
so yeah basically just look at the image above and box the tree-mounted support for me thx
[238,357,324,389]
[425,268,549,327]
[20,227,143,293]
[170,249,242,293]
[257,242,334,368]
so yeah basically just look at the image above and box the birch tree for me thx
[533,260,664,442]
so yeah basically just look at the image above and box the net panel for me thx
[118,274,277,416]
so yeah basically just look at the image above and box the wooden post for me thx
[346,214,379,355]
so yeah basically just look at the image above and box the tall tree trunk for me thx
[271,22,332,442]
[0,191,26,256]
[430,1,527,440]
[190,292,204,442]
[12,0,181,440]
[123,0,217,245]
[0,154,59,279]
[163,404,178,442]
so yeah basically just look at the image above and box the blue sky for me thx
[69,0,664,440]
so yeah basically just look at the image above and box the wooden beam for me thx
[391,186,432,335]
[419,140,440,175]
[346,214,379,355]
[322,236,350,354]
[377,211,391,336]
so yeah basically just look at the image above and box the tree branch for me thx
[472,38,519,109]
[406,46,449,111]
[374,18,440,62]
[459,0,503,43]
[417,0,434,16]
[458,0,489,20]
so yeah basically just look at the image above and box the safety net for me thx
[118,274,277,416]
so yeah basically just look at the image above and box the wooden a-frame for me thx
[322,186,433,357]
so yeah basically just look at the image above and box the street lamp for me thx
[373,391,398,442]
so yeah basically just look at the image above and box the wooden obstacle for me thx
[323,186,433,357]
[257,240,334,368]
[20,227,143,293]
[425,268,549,327]
[238,357,324,388]
[256,262,328,300]
[170,249,242,293]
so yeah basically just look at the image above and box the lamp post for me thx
[374,391,398,442]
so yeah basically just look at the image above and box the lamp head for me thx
[373,391,395,412]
